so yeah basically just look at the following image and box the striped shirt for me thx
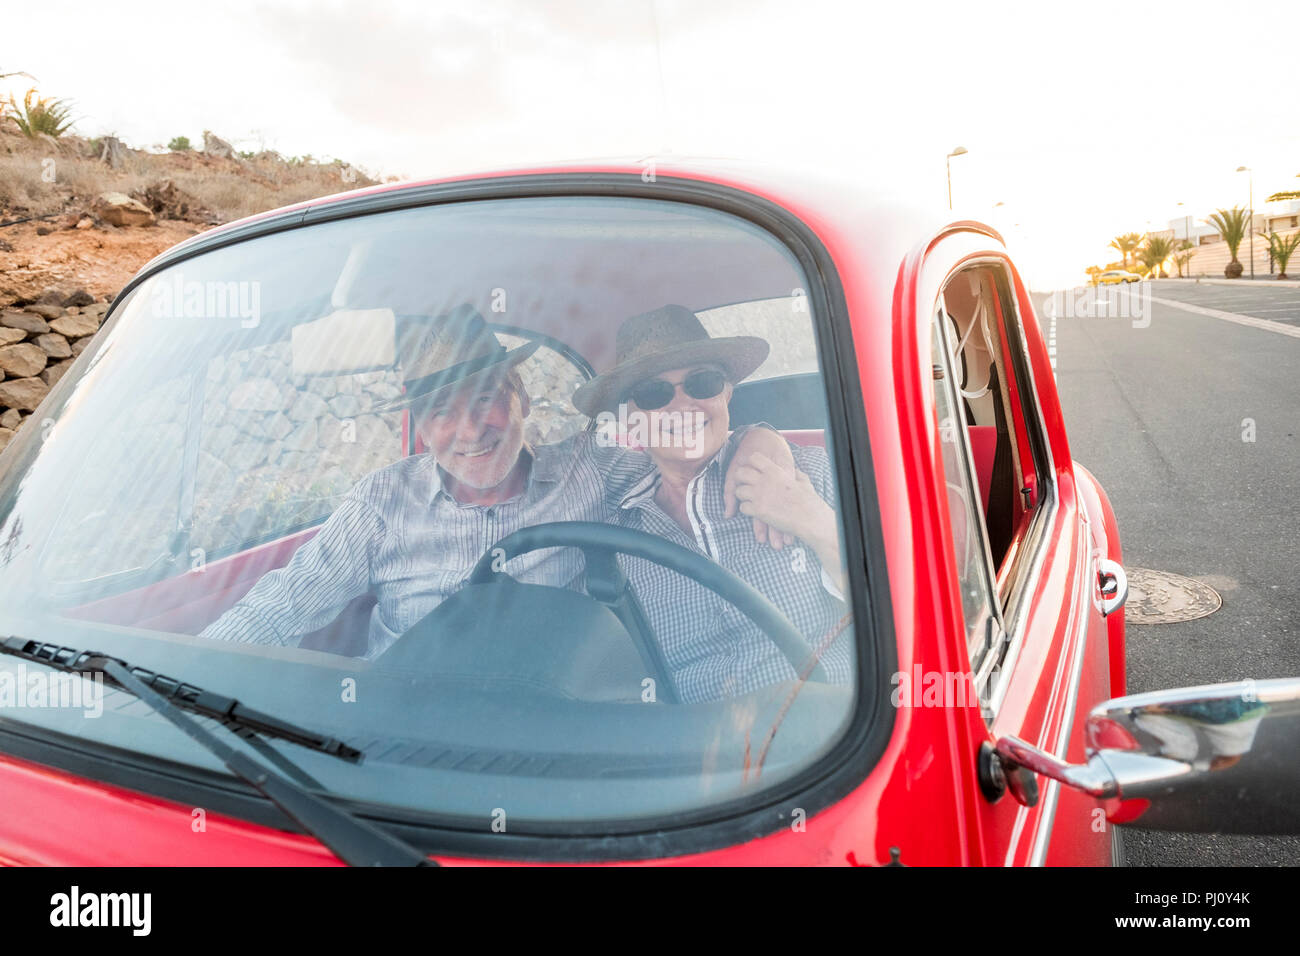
[614,436,855,704]
[200,432,652,658]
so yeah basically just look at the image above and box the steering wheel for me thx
[467,521,828,704]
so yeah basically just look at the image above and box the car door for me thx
[920,239,1114,865]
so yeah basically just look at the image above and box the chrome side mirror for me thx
[995,678,1300,833]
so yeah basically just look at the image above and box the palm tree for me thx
[1108,232,1144,269]
[1208,207,1252,278]
[1267,174,1300,203]
[1265,231,1300,280]
[1138,235,1178,279]
[1085,265,1104,286]
[1173,240,1196,278]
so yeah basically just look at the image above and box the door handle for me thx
[1097,558,1127,617]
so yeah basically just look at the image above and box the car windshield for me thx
[0,194,864,836]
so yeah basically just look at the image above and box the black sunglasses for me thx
[627,368,727,410]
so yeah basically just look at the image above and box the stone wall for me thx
[24,322,595,575]
[0,290,109,451]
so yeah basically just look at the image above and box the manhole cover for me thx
[1126,569,1222,624]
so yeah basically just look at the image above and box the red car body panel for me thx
[0,159,1126,866]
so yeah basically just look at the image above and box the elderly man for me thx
[201,305,793,659]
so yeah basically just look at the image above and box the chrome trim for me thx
[998,678,1300,836]
[1094,677,1300,717]
[970,618,1003,696]
[1000,521,1090,865]
[996,734,1117,798]
[984,500,1054,716]
[1097,558,1127,617]
[1027,528,1095,866]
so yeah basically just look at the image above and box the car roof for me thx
[143,157,983,274]
[125,158,1009,373]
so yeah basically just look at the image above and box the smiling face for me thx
[627,364,733,470]
[415,373,530,504]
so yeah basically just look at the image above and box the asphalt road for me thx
[1143,279,1300,324]
[1042,281,1300,867]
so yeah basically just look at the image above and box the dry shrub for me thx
[1,125,374,224]
[56,155,148,201]
[0,157,49,213]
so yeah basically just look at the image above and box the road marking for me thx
[1148,295,1300,340]
[1048,313,1057,371]
[1176,300,1297,309]
[1161,295,1298,307]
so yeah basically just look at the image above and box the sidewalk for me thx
[1160,277,1300,288]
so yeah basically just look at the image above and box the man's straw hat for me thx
[375,304,539,413]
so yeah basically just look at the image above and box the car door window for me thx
[934,262,1057,710]
[931,300,1004,698]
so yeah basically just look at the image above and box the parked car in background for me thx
[1097,270,1142,285]
[0,160,1295,866]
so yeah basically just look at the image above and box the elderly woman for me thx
[573,304,854,704]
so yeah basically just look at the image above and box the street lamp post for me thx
[1174,203,1193,276]
[1237,166,1254,279]
[946,146,967,211]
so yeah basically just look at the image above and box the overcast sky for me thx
[5,0,1298,288]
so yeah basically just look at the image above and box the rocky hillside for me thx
[0,125,380,450]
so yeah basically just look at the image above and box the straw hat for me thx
[572,304,768,417]
[374,305,539,413]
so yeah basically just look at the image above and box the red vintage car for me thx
[0,160,1295,866]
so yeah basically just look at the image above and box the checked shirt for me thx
[614,434,855,703]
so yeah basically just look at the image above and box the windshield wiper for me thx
[1,636,360,760]
[1,637,434,867]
